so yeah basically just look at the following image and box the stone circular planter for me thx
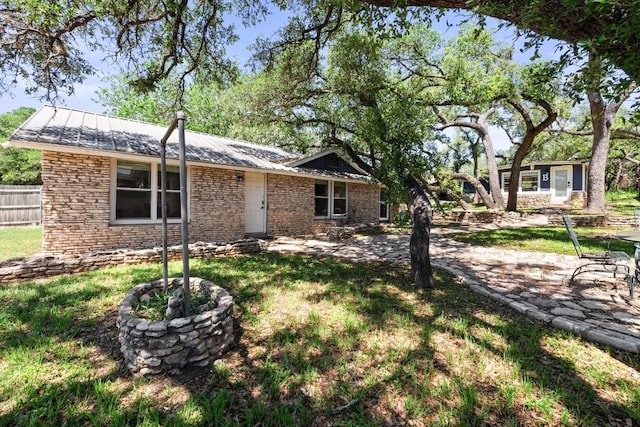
[117,277,234,376]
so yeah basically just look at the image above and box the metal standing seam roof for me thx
[9,105,373,182]
[10,105,309,171]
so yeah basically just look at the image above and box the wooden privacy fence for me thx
[0,185,42,226]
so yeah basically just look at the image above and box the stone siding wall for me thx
[189,166,245,242]
[548,215,639,227]
[570,192,587,209]
[267,174,315,236]
[42,152,117,254]
[41,152,248,256]
[40,152,381,255]
[513,192,552,209]
[348,182,380,224]
[312,219,345,234]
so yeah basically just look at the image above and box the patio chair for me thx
[561,214,630,283]
[634,208,640,229]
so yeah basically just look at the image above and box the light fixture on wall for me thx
[236,174,244,182]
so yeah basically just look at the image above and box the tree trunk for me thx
[586,91,611,213]
[356,0,640,83]
[436,106,503,209]
[637,164,640,199]
[505,165,522,211]
[452,172,494,208]
[472,138,480,204]
[404,174,434,288]
[505,98,557,211]
[480,125,505,209]
[584,55,636,212]
[425,184,472,210]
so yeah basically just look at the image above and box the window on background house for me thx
[314,179,348,218]
[502,174,511,191]
[114,160,184,223]
[520,171,539,192]
[502,171,539,192]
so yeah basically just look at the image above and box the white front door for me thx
[245,172,266,234]
[551,167,571,202]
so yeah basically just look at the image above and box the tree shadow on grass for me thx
[1,253,640,425]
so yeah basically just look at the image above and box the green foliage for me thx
[0,107,41,185]
[438,25,519,105]
[0,107,35,140]
[238,23,451,192]
[132,286,211,321]
[2,0,240,103]
[98,75,237,135]
[2,0,640,108]
[0,147,42,185]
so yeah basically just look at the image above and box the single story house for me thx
[8,105,383,256]
[497,161,589,208]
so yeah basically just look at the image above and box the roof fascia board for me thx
[497,160,588,171]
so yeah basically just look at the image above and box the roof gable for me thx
[287,149,367,176]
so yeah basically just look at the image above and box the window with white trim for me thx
[113,160,184,223]
[333,181,347,215]
[502,170,540,192]
[520,171,539,192]
[314,180,348,218]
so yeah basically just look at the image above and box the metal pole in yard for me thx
[160,117,179,293]
[177,111,191,316]
[160,142,168,293]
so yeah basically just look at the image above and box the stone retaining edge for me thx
[0,239,267,284]
[432,260,640,354]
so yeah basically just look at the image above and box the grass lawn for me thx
[0,226,42,260]
[448,225,637,256]
[606,190,640,216]
[1,254,639,426]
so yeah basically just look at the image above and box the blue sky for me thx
[1,8,290,115]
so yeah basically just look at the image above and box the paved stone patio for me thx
[266,222,640,353]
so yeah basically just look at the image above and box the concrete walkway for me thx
[266,223,640,353]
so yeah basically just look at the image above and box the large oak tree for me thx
[1,1,639,103]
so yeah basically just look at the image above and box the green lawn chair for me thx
[562,214,630,283]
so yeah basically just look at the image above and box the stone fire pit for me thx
[117,277,234,376]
